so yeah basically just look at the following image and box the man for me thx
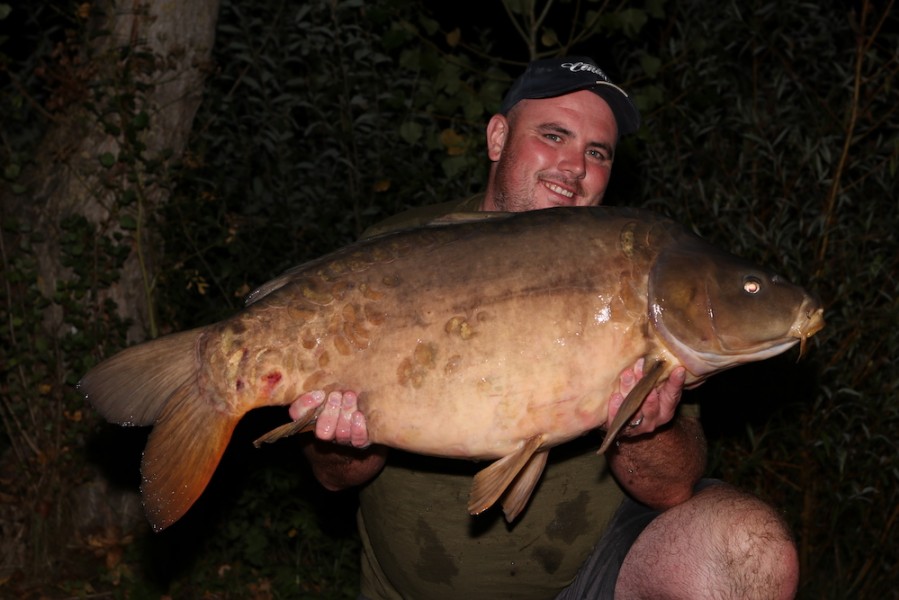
[295,57,799,599]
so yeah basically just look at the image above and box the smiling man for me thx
[483,59,631,210]
[298,57,799,600]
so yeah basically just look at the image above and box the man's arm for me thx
[298,391,387,491]
[301,439,388,491]
[607,415,706,510]
[605,363,707,510]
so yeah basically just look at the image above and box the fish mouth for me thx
[791,297,826,358]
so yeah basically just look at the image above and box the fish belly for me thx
[268,288,648,459]
[361,320,646,459]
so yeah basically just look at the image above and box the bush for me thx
[629,1,898,596]
[2,0,895,597]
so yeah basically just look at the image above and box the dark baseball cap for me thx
[499,56,641,136]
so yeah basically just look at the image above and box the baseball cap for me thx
[499,56,641,136]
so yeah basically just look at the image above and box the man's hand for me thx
[293,390,384,491]
[605,359,704,509]
[292,390,370,448]
[607,358,687,438]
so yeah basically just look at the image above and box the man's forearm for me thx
[608,415,707,510]
[302,439,388,491]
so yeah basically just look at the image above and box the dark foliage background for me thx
[1,0,896,597]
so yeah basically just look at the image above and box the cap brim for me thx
[501,80,641,136]
[591,84,641,136]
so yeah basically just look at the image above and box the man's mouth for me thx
[543,181,575,199]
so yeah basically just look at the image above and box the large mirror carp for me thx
[80,206,824,531]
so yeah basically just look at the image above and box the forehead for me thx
[511,90,619,140]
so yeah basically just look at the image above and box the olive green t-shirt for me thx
[356,196,626,599]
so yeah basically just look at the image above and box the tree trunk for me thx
[10,0,220,344]
[0,0,220,580]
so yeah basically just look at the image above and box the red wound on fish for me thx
[262,371,282,391]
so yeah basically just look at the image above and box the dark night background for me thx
[0,0,896,597]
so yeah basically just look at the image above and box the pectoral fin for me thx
[468,434,545,518]
[253,401,322,447]
[597,359,667,454]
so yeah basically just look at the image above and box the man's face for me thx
[484,90,618,212]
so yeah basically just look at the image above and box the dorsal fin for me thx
[427,211,512,226]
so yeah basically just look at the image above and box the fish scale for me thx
[79,206,824,531]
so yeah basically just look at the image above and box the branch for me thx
[501,0,535,57]
[815,0,870,273]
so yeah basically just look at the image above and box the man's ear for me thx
[486,114,509,161]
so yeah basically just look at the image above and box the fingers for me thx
[291,390,370,448]
[617,357,643,398]
[350,411,370,448]
[318,391,355,444]
[612,363,687,438]
[289,390,325,420]
[658,367,686,414]
[633,357,645,380]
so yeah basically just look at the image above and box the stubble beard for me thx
[490,144,536,213]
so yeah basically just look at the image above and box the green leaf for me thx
[640,54,662,78]
[131,111,150,131]
[504,0,529,16]
[418,15,439,35]
[618,8,648,36]
[398,121,423,144]
[540,28,559,48]
[119,215,138,230]
[4,162,20,180]
[99,152,116,168]
[647,0,666,19]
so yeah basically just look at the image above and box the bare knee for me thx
[616,484,798,599]
[710,486,798,598]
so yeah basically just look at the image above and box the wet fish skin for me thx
[79,206,824,530]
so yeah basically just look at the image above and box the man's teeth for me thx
[545,182,574,198]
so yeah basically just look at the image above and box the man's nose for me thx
[558,148,586,179]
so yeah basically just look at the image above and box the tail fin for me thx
[80,327,236,530]
[79,328,204,426]
[140,378,237,531]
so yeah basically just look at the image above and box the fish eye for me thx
[743,276,762,294]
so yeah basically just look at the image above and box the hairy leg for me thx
[615,483,799,599]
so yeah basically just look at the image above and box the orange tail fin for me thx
[140,378,237,531]
[79,327,236,530]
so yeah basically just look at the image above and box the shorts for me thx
[556,478,721,599]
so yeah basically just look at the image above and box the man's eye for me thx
[588,149,607,160]
[544,134,562,142]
